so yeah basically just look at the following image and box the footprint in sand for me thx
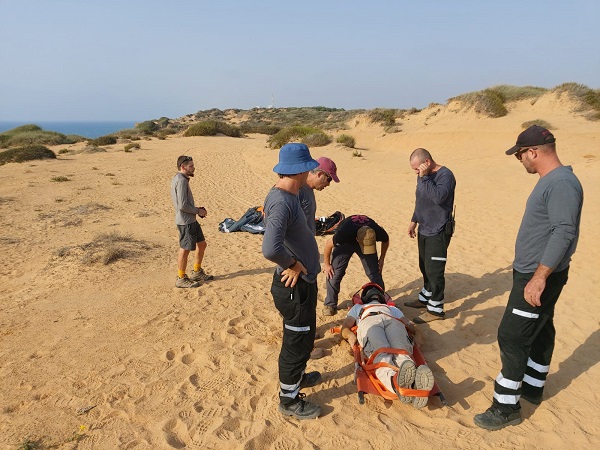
[162,418,189,449]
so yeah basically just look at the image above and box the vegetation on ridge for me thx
[267,126,331,149]
[0,124,83,148]
[1,83,597,156]
[0,144,56,166]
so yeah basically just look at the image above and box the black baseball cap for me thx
[505,125,556,155]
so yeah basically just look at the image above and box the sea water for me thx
[0,121,137,139]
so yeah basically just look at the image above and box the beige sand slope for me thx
[1,93,599,449]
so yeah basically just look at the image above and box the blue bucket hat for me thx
[273,143,319,175]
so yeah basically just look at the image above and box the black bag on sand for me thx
[315,211,345,236]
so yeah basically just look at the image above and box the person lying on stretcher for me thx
[340,285,435,408]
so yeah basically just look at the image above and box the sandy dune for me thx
[1,93,599,449]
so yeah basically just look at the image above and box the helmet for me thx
[360,285,386,304]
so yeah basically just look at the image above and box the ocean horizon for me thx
[0,121,137,139]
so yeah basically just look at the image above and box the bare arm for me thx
[322,237,335,279]
[523,263,553,307]
[340,316,357,348]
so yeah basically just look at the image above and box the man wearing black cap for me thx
[262,143,323,420]
[474,125,583,430]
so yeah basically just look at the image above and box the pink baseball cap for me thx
[316,157,340,183]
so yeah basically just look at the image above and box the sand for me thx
[1,92,599,449]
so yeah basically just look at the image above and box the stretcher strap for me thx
[363,348,431,398]
[332,326,432,398]
[366,347,411,365]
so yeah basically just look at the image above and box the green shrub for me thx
[367,109,398,126]
[449,85,548,118]
[302,132,332,147]
[521,120,554,129]
[58,149,70,154]
[383,126,401,134]
[90,135,117,146]
[183,120,242,137]
[450,89,508,118]
[240,121,281,135]
[336,134,355,148]
[195,106,361,131]
[64,134,84,144]
[124,142,141,151]
[0,124,78,148]
[157,117,171,128]
[552,82,600,120]
[135,120,159,135]
[79,145,106,154]
[491,84,547,102]
[9,124,42,133]
[267,126,331,149]
[0,145,56,166]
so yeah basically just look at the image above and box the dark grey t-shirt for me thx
[514,166,583,273]
[262,187,321,283]
[411,166,456,236]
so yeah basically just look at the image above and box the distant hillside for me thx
[158,82,599,136]
[1,83,597,152]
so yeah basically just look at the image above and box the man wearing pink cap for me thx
[298,156,340,235]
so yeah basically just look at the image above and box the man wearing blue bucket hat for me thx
[262,143,323,420]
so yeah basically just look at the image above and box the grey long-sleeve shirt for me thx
[514,165,583,273]
[170,172,198,225]
[262,187,321,283]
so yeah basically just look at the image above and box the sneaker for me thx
[190,268,214,282]
[299,371,322,389]
[396,360,417,404]
[404,300,427,309]
[278,393,321,420]
[323,306,337,316]
[412,365,435,409]
[175,275,200,288]
[474,406,522,431]
[413,311,445,324]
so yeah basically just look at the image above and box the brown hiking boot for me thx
[189,268,214,282]
[175,275,200,288]
[323,306,337,316]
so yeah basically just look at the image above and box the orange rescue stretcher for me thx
[331,283,447,406]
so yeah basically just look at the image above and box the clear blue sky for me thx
[1,0,598,121]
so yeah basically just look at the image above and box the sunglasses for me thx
[514,148,529,161]
[181,156,193,163]
[320,170,332,182]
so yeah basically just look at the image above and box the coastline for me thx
[0,121,137,138]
